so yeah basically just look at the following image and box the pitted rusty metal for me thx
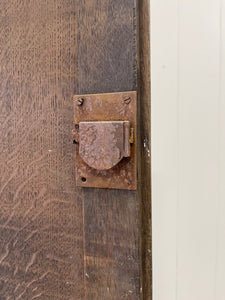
[72,128,79,144]
[79,121,131,171]
[73,91,137,190]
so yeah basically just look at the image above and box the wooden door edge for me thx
[137,0,152,299]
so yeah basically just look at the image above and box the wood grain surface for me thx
[138,0,151,299]
[0,1,83,299]
[77,1,141,299]
[0,1,141,299]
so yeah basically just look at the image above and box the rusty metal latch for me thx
[72,121,134,171]
[73,92,137,190]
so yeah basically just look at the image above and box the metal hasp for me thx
[73,91,137,190]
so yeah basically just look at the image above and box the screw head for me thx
[77,98,84,106]
[123,97,131,104]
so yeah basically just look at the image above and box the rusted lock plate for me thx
[73,91,137,190]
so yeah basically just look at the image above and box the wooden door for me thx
[0,1,150,299]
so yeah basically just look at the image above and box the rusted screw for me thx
[77,97,84,106]
[123,97,131,105]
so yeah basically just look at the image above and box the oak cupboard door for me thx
[0,1,142,300]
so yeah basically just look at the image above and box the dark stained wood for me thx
[138,0,151,299]
[0,1,84,299]
[77,0,141,299]
[0,1,143,299]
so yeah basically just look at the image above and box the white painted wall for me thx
[151,1,225,300]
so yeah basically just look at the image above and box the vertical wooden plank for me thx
[139,0,151,299]
[77,1,141,299]
[178,1,220,299]
[0,1,84,299]
[151,1,179,299]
